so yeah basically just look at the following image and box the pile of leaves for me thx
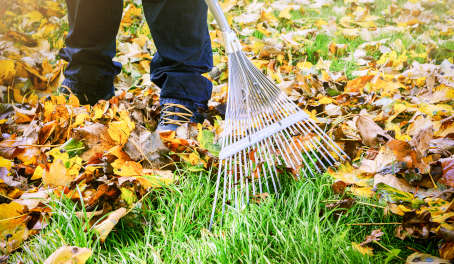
[0,0,453,262]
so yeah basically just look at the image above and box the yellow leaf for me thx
[279,7,292,19]
[108,112,135,145]
[91,101,109,120]
[0,202,28,254]
[44,246,92,264]
[111,159,143,177]
[0,59,16,82]
[327,163,373,187]
[296,61,313,70]
[73,112,89,127]
[24,10,43,24]
[0,157,13,169]
[318,96,334,105]
[31,165,44,180]
[352,242,373,256]
[349,186,375,198]
[137,169,175,189]
[388,203,412,216]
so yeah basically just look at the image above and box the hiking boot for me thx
[58,84,115,106]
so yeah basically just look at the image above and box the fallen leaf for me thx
[44,246,92,264]
[349,186,375,198]
[0,202,28,254]
[410,126,433,157]
[344,75,374,93]
[72,122,116,160]
[42,159,71,187]
[440,158,454,187]
[352,242,373,256]
[440,241,454,260]
[94,207,127,242]
[332,180,347,194]
[356,114,390,146]
[374,174,415,193]
[406,252,449,264]
[137,169,175,189]
[328,163,373,187]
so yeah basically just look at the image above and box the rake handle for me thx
[205,0,232,33]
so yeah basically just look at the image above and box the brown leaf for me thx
[410,126,433,157]
[429,138,454,156]
[72,122,116,160]
[326,198,355,211]
[356,114,390,146]
[440,241,454,260]
[124,126,168,163]
[252,193,269,204]
[387,139,418,168]
[440,158,454,188]
[332,181,347,195]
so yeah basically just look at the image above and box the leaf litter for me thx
[0,0,453,262]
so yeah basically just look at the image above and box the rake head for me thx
[208,31,348,229]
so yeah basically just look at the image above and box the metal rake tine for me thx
[282,125,325,173]
[220,159,228,224]
[305,119,348,161]
[261,138,283,187]
[245,146,256,196]
[294,122,337,167]
[255,142,271,194]
[258,140,279,194]
[242,148,250,204]
[277,98,346,164]
[244,88,282,191]
[283,126,321,176]
[280,126,322,174]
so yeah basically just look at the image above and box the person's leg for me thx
[142,0,213,122]
[58,0,123,105]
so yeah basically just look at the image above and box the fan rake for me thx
[206,0,348,229]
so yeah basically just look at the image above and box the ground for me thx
[0,0,453,263]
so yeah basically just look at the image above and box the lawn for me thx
[13,166,435,263]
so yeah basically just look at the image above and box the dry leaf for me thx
[94,207,127,242]
[44,246,92,264]
[356,114,390,146]
[42,159,72,186]
[406,252,449,264]
[440,158,454,188]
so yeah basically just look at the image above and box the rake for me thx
[206,0,348,229]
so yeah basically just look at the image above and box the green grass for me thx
[11,165,436,263]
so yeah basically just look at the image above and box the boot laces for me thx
[161,103,193,126]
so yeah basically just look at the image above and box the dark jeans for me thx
[58,0,213,109]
